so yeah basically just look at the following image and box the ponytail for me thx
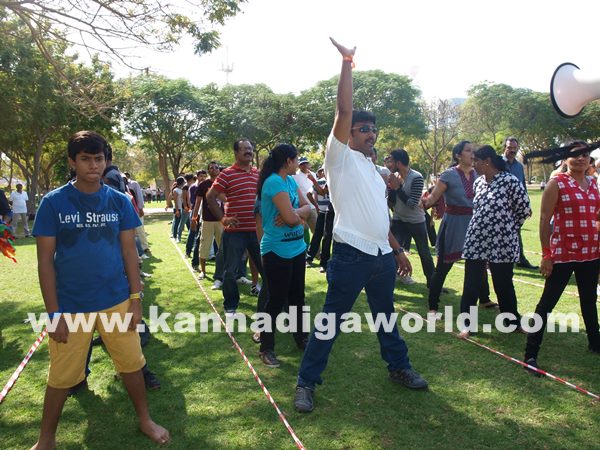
[257,144,298,199]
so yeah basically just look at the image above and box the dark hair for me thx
[184,174,194,182]
[352,110,376,126]
[67,131,108,161]
[390,148,409,166]
[176,176,185,186]
[207,161,219,169]
[505,136,519,147]
[257,143,298,200]
[474,145,507,171]
[234,139,254,152]
[198,170,208,176]
[451,140,471,166]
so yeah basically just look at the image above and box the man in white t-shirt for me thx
[292,157,318,235]
[9,183,30,237]
[294,38,428,414]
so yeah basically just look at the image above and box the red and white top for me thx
[550,173,600,263]
[212,164,259,232]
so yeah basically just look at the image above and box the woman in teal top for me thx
[257,144,311,368]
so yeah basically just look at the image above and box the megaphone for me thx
[550,62,600,118]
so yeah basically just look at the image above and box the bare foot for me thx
[140,420,170,445]
[30,439,56,450]
[457,329,471,339]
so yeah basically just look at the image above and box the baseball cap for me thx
[298,156,309,164]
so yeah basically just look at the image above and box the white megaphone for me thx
[551,62,600,118]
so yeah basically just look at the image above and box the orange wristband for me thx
[542,247,552,260]
[343,55,355,69]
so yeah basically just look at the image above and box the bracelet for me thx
[542,247,552,260]
[343,55,355,69]
[392,248,404,256]
[129,292,142,301]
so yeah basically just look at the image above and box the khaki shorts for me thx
[47,299,146,389]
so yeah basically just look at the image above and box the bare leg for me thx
[121,371,170,445]
[31,386,70,450]
[200,257,206,275]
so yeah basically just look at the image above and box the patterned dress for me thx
[436,167,476,263]
[462,171,531,263]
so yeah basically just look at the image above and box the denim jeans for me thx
[177,210,190,240]
[171,210,181,238]
[297,242,412,389]
[222,231,264,312]
[390,219,435,287]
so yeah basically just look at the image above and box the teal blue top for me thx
[260,173,306,258]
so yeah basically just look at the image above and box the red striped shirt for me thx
[212,164,258,232]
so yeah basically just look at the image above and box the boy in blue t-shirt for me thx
[31,131,169,448]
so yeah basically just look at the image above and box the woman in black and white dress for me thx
[459,146,532,338]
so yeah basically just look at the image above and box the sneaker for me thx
[192,265,199,272]
[143,369,161,390]
[225,309,237,318]
[211,280,223,290]
[259,351,280,368]
[305,258,313,267]
[236,276,252,285]
[389,368,429,390]
[198,272,206,280]
[250,284,261,296]
[397,275,416,285]
[294,386,314,413]
[175,238,181,243]
[140,271,152,278]
[524,357,542,377]
[140,253,150,260]
[319,267,327,273]
[68,378,88,397]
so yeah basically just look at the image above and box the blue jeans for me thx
[222,231,263,311]
[297,242,412,389]
[177,210,190,240]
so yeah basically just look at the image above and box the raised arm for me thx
[330,37,356,145]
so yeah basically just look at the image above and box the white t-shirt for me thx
[10,190,28,213]
[173,187,183,210]
[292,170,317,210]
[324,134,392,256]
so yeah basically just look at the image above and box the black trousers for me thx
[525,259,600,359]
[307,212,327,259]
[460,259,520,327]
[428,259,490,311]
[260,251,307,352]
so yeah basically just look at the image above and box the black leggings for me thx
[525,259,600,359]
[260,251,307,352]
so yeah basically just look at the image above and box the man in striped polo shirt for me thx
[205,139,265,314]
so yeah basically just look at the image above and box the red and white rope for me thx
[0,329,47,403]
[173,242,306,449]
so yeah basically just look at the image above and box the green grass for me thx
[1,190,600,449]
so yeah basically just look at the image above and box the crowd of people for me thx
[22,38,600,448]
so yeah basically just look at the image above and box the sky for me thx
[111,0,600,101]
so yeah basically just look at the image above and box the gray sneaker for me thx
[294,386,314,413]
[259,351,280,368]
[389,368,428,390]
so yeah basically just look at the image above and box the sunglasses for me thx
[352,125,379,134]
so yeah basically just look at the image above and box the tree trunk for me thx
[158,152,172,208]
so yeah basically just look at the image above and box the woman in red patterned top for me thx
[525,141,600,373]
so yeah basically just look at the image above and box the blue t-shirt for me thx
[260,173,306,258]
[32,182,141,313]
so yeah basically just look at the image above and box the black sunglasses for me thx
[352,125,379,134]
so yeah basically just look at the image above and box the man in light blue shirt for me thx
[503,136,538,270]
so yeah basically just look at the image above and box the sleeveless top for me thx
[551,173,600,263]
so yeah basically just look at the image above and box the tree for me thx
[0,1,245,114]
[295,70,427,151]
[207,83,298,166]
[417,99,461,177]
[122,74,212,200]
[0,15,115,209]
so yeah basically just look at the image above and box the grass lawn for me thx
[1,189,600,449]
